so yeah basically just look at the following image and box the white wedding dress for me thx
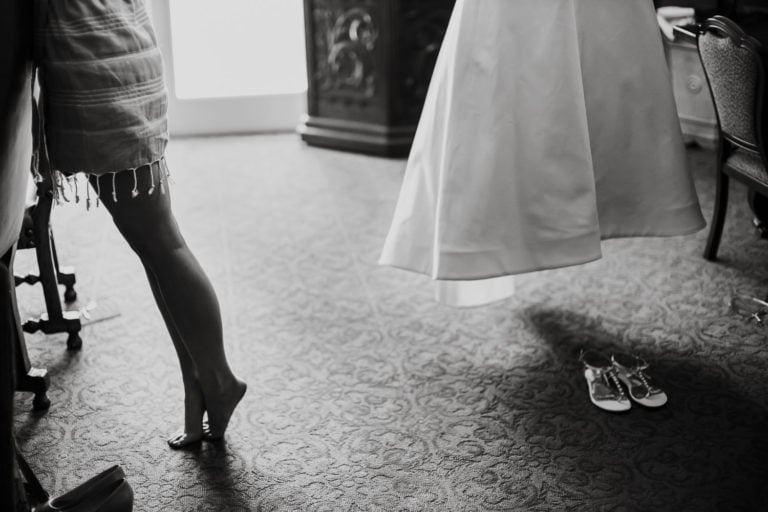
[379,0,705,306]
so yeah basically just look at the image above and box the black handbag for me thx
[15,444,133,512]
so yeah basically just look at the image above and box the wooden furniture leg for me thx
[14,172,82,350]
[1,248,23,512]
[5,247,50,411]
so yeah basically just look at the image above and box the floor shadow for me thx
[486,306,768,510]
[188,443,256,511]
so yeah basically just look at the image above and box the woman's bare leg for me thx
[90,165,246,447]
[143,269,206,448]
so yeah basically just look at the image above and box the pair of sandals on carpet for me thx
[580,350,667,412]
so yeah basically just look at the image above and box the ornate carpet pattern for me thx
[13,136,768,511]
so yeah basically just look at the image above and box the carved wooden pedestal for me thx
[300,0,455,157]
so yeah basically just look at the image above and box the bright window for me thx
[169,0,307,99]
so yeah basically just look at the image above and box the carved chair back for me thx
[698,15,768,158]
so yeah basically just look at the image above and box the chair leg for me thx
[14,314,51,411]
[23,222,82,350]
[3,248,50,412]
[704,168,730,261]
[747,190,768,238]
[50,231,77,304]
[16,176,82,350]
[1,249,19,512]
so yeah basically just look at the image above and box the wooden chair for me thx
[697,16,768,260]
[15,138,83,350]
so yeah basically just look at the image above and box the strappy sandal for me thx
[611,353,668,408]
[730,295,768,324]
[579,350,631,412]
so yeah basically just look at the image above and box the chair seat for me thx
[726,148,768,186]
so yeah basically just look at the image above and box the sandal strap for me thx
[602,368,627,400]
[581,350,627,400]
[589,366,627,399]
[634,369,653,398]
[618,364,664,399]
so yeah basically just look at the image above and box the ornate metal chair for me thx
[697,16,768,260]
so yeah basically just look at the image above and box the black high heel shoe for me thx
[16,443,133,512]
[31,466,125,511]
[61,478,133,512]
[33,471,133,512]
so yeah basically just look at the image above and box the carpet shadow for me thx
[478,306,768,510]
[187,443,256,511]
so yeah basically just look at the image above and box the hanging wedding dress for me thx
[379,0,705,306]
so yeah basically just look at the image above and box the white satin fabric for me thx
[380,0,705,307]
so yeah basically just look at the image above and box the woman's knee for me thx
[116,208,186,260]
[91,171,186,259]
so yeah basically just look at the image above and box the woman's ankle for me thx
[198,370,240,395]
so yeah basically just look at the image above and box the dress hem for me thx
[43,156,172,209]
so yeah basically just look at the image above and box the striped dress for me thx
[34,0,169,200]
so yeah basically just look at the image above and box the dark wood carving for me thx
[301,0,455,157]
[312,1,379,102]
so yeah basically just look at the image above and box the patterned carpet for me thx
[13,136,768,511]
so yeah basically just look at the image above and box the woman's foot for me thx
[167,431,202,450]
[167,381,206,449]
[201,378,247,441]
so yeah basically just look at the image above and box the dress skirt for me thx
[33,0,169,187]
[379,0,705,306]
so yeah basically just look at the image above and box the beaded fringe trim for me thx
[40,157,172,210]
